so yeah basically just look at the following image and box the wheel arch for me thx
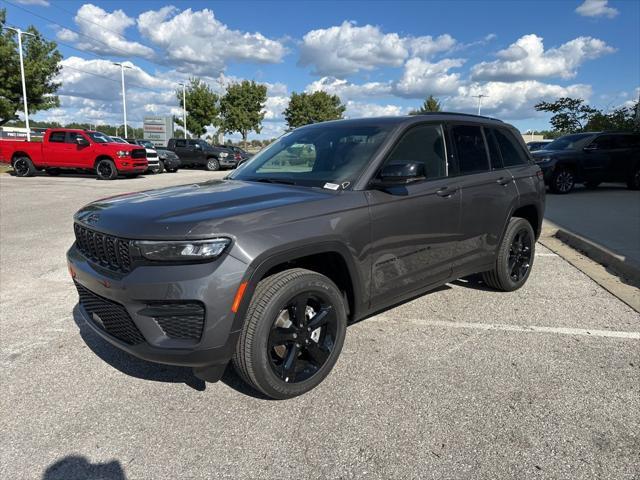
[94,155,114,166]
[11,152,31,164]
[511,204,541,239]
[231,243,364,332]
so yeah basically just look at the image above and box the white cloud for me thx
[394,58,465,98]
[448,81,593,120]
[576,0,619,18]
[14,0,49,6]
[470,34,615,81]
[299,21,457,76]
[262,96,289,120]
[137,7,287,75]
[344,101,407,118]
[57,4,155,58]
[305,77,392,100]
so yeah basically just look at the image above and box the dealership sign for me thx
[143,116,174,147]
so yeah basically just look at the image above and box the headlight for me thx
[135,238,230,262]
[219,152,228,158]
[116,150,131,158]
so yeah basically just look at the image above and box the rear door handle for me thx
[436,186,457,197]
[496,177,512,186]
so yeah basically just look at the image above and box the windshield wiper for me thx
[245,177,297,186]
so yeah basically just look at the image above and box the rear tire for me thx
[549,168,575,194]
[12,156,35,177]
[482,217,535,292]
[95,159,118,180]
[627,166,640,190]
[232,268,347,399]
[205,157,220,171]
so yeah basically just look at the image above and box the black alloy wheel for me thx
[507,229,533,283]
[13,157,35,177]
[96,159,117,180]
[551,169,575,194]
[268,293,337,384]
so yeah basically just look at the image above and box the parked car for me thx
[155,147,181,173]
[228,145,253,162]
[124,138,161,174]
[531,131,640,193]
[0,129,147,179]
[166,138,236,170]
[526,140,552,151]
[68,113,545,399]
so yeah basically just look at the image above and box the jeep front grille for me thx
[74,223,132,273]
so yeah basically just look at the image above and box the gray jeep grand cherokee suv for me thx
[67,113,545,399]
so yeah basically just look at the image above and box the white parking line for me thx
[536,253,559,257]
[375,317,640,340]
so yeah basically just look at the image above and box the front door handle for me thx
[496,177,512,186]
[436,186,457,197]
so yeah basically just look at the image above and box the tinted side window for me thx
[385,124,447,179]
[175,140,186,148]
[66,132,83,144]
[485,129,503,170]
[614,135,640,149]
[49,131,66,143]
[592,135,615,150]
[493,128,529,167]
[451,125,489,174]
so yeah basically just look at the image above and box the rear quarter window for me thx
[493,128,529,167]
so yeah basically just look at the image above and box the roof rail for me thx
[411,111,504,122]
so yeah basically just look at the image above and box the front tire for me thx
[95,159,118,180]
[158,160,165,174]
[205,157,220,171]
[13,156,36,177]
[482,217,535,292]
[549,168,575,194]
[233,268,347,399]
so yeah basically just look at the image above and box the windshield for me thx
[109,137,128,144]
[87,131,112,144]
[139,140,155,149]
[229,124,393,188]
[545,134,594,151]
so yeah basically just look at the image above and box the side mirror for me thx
[76,137,89,147]
[376,162,425,185]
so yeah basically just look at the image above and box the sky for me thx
[3,0,639,140]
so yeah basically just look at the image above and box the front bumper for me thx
[219,157,237,168]
[67,245,247,368]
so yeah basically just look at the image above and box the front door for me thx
[367,123,461,305]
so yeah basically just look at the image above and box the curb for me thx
[552,228,640,286]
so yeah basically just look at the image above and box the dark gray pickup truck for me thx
[68,113,545,399]
[166,138,236,171]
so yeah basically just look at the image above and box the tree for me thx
[409,95,441,115]
[534,97,598,133]
[219,80,267,146]
[585,101,639,132]
[174,77,219,138]
[0,9,62,125]
[284,91,346,129]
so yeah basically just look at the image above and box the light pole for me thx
[472,94,488,116]
[113,62,132,137]
[178,82,188,139]
[4,27,35,141]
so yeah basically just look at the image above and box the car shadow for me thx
[7,170,148,180]
[450,274,494,291]
[72,305,206,391]
[42,455,127,480]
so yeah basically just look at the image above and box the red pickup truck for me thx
[0,129,148,180]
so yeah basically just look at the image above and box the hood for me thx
[96,142,142,153]
[530,149,575,159]
[74,179,335,239]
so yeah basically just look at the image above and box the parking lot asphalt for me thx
[1,170,639,479]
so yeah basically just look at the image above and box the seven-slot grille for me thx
[74,223,132,272]
[75,282,145,345]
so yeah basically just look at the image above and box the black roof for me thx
[301,112,506,129]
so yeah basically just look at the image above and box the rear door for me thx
[609,134,640,182]
[172,139,192,164]
[447,123,519,272]
[43,130,72,166]
[367,122,462,305]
